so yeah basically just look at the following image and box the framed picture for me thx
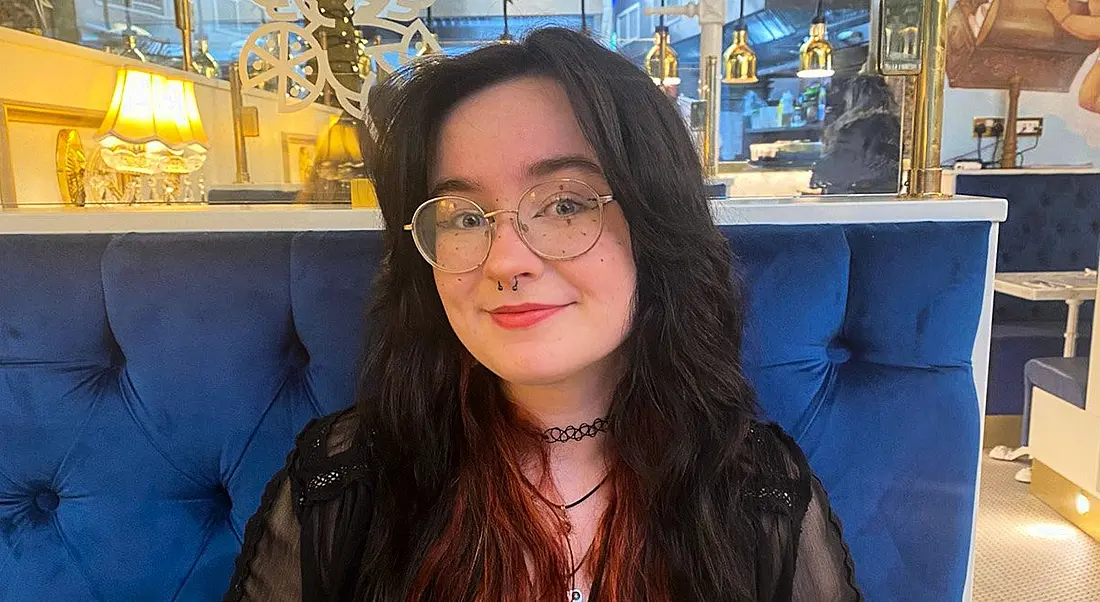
[0,99,104,207]
[281,132,317,185]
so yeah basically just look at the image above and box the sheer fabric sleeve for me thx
[224,409,375,602]
[750,424,862,602]
[223,451,304,602]
[790,475,862,601]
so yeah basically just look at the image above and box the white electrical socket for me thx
[972,117,1044,137]
[1017,118,1044,136]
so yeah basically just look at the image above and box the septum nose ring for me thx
[497,276,519,292]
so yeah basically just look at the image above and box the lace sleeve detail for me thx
[223,445,305,602]
[741,424,812,517]
[224,409,375,601]
[294,410,373,507]
[791,474,862,601]
[743,423,862,601]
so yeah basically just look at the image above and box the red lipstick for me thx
[488,303,568,329]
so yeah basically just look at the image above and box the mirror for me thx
[879,0,924,75]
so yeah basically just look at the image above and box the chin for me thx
[481,359,579,387]
[475,346,587,387]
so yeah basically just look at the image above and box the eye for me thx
[534,194,596,219]
[440,211,488,230]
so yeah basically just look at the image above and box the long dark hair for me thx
[822,73,899,152]
[354,27,760,601]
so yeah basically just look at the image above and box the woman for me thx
[810,73,901,195]
[226,28,860,601]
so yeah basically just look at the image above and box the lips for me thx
[488,303,569,329]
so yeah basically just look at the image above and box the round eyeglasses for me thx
[403,178,616,273]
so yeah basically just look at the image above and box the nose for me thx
[482,213,542,285]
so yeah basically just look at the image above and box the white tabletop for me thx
[994,271,1098,302]
[0,195,1008,234]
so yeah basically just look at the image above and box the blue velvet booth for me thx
[1,221,992,601]
[955,172,1100,424]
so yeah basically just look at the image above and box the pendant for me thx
[568,589,584,602]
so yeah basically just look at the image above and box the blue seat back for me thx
[0,222,991,601]
[955,172,1100,323]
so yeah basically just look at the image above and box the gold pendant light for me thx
[499,0,515,43]
[193,37,220,78]
[119,31,147,62]
[116,0,146,62]
[645,26,680,87]
[723,0,757,84]
[644,0,680,87]
[798,0,835,79]
[416,7,439,56]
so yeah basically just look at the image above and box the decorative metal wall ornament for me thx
[237,0,443,120]
[55,129,87,206]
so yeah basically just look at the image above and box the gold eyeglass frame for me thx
[403,178,616,274]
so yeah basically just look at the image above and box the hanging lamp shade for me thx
[723,0,758,84]
[499,0,515,43]
[798,18,835,78]
[723,28,758,84]
[315,114,365,181]
[417,8,439,55]
[192,37,219,78]
[416,32,439,55]
[120,32,147,62]
[645,27,680,86]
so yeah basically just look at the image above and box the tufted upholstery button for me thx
[214,484,233,511]
[826,342,852,364]
[34,490,60,513]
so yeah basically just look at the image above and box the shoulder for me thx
[295,406,369,459]
[287,406,376,508]
[738,422,814,522]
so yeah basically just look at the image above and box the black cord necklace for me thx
[558,473,609,602]
[561,472,609,511]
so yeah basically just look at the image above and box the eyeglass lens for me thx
[411,180,605,272]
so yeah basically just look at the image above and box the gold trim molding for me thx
[0,99,105,207]
[983,415,1023,450]
[1031,460,1100,543]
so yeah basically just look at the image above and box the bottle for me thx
[780,91,794,128]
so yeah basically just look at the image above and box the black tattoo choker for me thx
[543,417,610,444]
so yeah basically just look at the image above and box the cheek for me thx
[582,231,636,321]
[434,274,476,323]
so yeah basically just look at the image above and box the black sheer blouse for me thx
[224,409,861,601]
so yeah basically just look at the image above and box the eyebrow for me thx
[527,155,605,179]
[428,177,482,198]
[427,155,605,199]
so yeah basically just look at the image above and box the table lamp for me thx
[95,68,209,201]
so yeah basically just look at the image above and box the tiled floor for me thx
[973,455,1100,601]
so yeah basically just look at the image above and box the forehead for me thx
[431,76,599,186]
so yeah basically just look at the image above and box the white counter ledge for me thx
[0,195,1007,235]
